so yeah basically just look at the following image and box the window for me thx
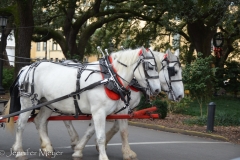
[43,42,46,51]
[52,43,58,50]
[37,42,40,51]
[52,43,55,50]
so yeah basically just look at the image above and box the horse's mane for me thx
[110,48,141,73]
[152,50,178,72]
[152,51,165,72]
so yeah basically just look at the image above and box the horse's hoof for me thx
[40,148,55,158]
[46,154,52,159]
[16,156,28,160]
[72,157,82,160]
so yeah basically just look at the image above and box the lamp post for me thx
[0,16,8,95]
[213,32,224,59]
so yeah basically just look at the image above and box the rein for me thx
[0,79,109,120]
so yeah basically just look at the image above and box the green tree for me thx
[31,0,164,59]
[183,53,217,116]
[0,0,34,78]
[222,61,240,97]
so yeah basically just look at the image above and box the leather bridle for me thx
[161,56,182,101]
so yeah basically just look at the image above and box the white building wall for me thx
[1,32,15,66]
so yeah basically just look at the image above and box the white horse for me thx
[62,49,184,160]
[6,47,161,160]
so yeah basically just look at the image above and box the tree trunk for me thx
[185,43,195,64]
[14,0,34,78]
[187,20,216,57]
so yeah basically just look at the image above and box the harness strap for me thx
[0,79,109,120]
[73,95,83,118]
[20,61,43,97]
[73,67,86,118]
[76,67,85,99]
[105,56,131,106]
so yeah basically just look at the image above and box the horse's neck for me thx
[153,51,165,71]
[118,70,133,87]
[110,52,138,88]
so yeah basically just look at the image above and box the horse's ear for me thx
[139,46,147,56]
[165,48,171,57]
[149,47,153,51]
[174,49,180,57]
[165,48,171,54]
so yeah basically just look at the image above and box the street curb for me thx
[128,121,229,142]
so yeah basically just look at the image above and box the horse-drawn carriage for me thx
[0,47,183,160]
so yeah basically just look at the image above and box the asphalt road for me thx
[0,121,239,160]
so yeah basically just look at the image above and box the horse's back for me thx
[18,62,116,115]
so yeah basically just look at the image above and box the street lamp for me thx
[213,32,224,58]
[0,16,8,95]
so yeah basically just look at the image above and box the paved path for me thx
[0,121,239,160]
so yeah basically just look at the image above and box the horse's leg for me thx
[119,119,137,160]
[12,98,33,160]
[95,120,119,152]
[92,111,109,160]
[106,120,119,144]
[72,119,95,159]
[33,106,53,157]
[72,111,109,160]
[63,120,79,149]
[72,114,108,160]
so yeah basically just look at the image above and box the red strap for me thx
[108,56,124,86]
[138,49,143,56]
[129,86,139,92]
[163,53,168,59]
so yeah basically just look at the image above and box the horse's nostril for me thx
[155,89,159,94]
[177,95,182,99]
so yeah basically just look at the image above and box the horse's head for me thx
[133,47,161,95]
[158,49,184,102]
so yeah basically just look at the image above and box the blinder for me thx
[167,66,177,77]
[144,61,155,71]
[142,57,159,79]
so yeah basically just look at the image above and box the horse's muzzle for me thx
[176,95,183,102]
[153,89,160,95]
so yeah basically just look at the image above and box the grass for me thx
[173,95,240,126]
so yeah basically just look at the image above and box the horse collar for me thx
[99,57,131,106]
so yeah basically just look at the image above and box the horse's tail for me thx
[3,98,15,134]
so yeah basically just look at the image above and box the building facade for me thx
[30,40,65,61]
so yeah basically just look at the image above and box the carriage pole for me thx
[0,107,159,123]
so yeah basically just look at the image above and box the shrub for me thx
[168,96,193,114]
[3,67,14,91]
[183,115,207,126]
[183,53,217,116]
[183,112,240,126]
[137,95,168,119]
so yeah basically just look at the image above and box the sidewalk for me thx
[128,121,229,142]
